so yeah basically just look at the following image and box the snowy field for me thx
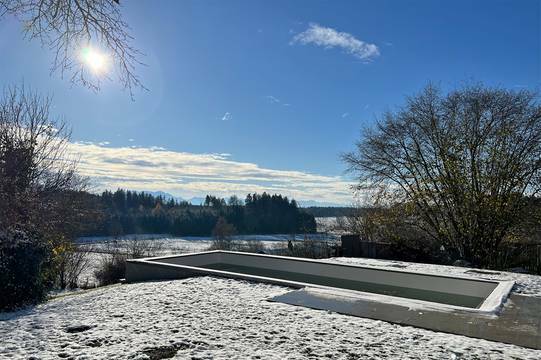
[1,258,541,359]
[315,216,346,234]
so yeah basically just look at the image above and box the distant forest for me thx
[78,190,317,237]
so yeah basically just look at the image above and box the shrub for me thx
[273,238,337,259]
[208,239,266,253]
[94,252,127,286]
[0,228,53,311]
[124,237,165,258]
[208,239,237,251]
[56,244,93,289]
[209,217,237,250]
[93,237,166,286]
[387,236,450,264]
[241,240,265,254]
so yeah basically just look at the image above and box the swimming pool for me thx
[126,250,513,312]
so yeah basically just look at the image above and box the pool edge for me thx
[126,250,514,314]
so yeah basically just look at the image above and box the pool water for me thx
[203,263,485,308]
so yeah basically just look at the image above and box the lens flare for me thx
[80,47,109,74]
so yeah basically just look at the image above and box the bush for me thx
[124,238,165,258]
[0,228,53,311]
[208,238,237,251]
[272,238,338,259]
[93,237,166,286]
[94,252,127,286]
[56,244,93,289]
[208,239,266,253]
[387,237,450,264]
[241,240,265,254]
[209,217,237,250]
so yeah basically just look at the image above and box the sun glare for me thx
[80,47,109,74]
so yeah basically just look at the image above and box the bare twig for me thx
[0,0,145,98]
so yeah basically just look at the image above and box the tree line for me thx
[78,190,317,237]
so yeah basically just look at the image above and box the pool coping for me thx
[127,250,514,314]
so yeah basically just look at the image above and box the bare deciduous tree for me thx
[0,0,144,96]
[343,84,541,266]
[0,84,82,231]
[0,84,89,307]
[210,217,237,250]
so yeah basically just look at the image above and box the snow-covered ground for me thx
[315,216,345,234]
[77,232,338,245]
[1,258,541,359]
[331,257,541,297]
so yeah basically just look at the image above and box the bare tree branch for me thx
[0,0,145,98]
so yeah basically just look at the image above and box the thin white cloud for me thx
[69,142,354,205]
[266,95,292,107]
[341,112,349,118]
[265,95,281,104]
[291,23,379,61]
[221,112,232,121]
[128,138,135,142]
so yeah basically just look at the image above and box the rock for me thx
[85,339,102,347]
[64,324,94,333]
[140,345,178,360]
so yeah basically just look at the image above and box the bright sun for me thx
[80,47,109,74]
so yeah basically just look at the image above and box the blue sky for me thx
[0,0,539,205]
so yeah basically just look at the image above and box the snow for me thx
[315,216,345,234]
[1,257,541,358]
[329,257,541,297]
[77,233,338,245]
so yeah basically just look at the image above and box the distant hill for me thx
[143,191,185,203]
[142,192,355,209]
[188,197,206,206]
[302,206,359,218]
[143,191,206,206]
[297,199,349,207]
